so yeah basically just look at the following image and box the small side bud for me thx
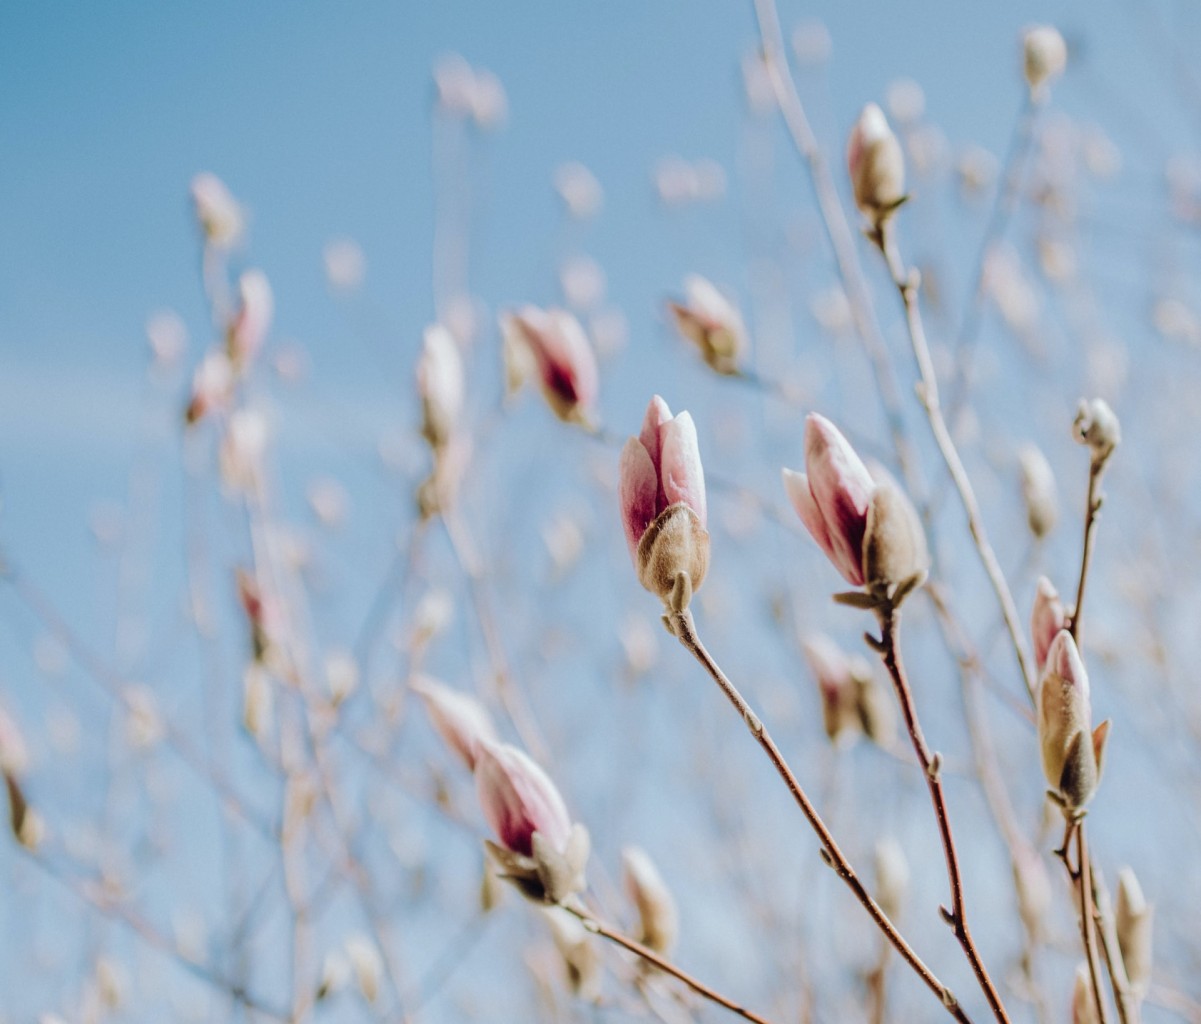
[847,103,906,229]
[1018,443,1058,539]
[874,837,909,922]
[1023,26,1068,101]
[1073,398,1120,463]
[622,846,679,955]
[1115,867,1153,998]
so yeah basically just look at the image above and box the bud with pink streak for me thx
[668,275,747,376]
[783,413,927,602]
[476,740,589,903]
[185,350,234,425]
[190,172,244,248]
[1036,629,1110,813]
[1031,576,1067,671]
[504,306,599,425]
[411,675,495,771]
[847,103,906,228]
[227,269,274,370]
[619,395,709,610]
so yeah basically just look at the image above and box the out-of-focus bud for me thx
[410,589,454,649]
[543,907,601,1000]
[227,270,273,371]
[1012,843,1052,939]
[847,104,906,229]
[504,307,599,426]
[476,741,589,904]
[1071,963,1100,1024]
[874,837,909,921]
[316,950,350,1001]
[1019,444,1058,539]
[185,350,234,425]
[345,935,382,1004]
[146,310,188,369]
[784,414,927,603]
[324,650,359,707]
[190,172,244,248]
[242,663,273,740]
[95,955,126,1010]
[1115,867,1153,997]
[1023,26,1068,101]
[802,635,860,744]
[433,53,476,116]
[668,275,747,376]
[1036,630,1110,814]
[1031,576,1067,671]
[219,409,268,493]
[622,846,678,955]
[236,568,283,666]
[854,668,896,747]
[0,703,29,778]
[416,324,465,451]
[323,238,366,293]
[619,396,709,610]
[553,162,603,220]
[1073,398,1121,463]
[410,675,496,772]
[124,685,164,750]
[469,67,507,130]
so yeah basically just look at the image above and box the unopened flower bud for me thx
[345,936,382,1004]
[622,846,678,955]
[1031,576,1067,672]
[1073,398,1120,462]
[1115,867,1153,997]
[847,103,906,227]
[862,478,929,599]
[190,172,244,248]
[802,635,860,744]
[668,275,747,376]
[1023,26,1067,100]
[1018,443,1058,539]
[1037,630,1109,813]
[411,675,496,771]
[417,324,464,451]
[874,837,909,921]
[1071,963,1100,1024]
[0,702,29,778]
[227,269,273,371]
[619,396,709,609]
[476,741,589,904]
[185,350,233,425]
[543,907,601,1000]
[503,307,599,425]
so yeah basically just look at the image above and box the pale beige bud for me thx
[1023,26,1067,100]
[324,649,359,707]
[874,837,909,921]
[635,504,710,608]
[1071,963,1100,1024]
[242,663,273,739]
[316,950,350,1001]
[862,478,929,600]
[345,935,382,1003]
[1115,867,1153,996]
[623,846,678,955]
[847,103,906,226]
[1073,398,1121,462]
[543,907,601,1000]
[1018,443,1058,539]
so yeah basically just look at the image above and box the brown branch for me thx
[1055,823,1111,1024]
[667,606,972,1024]
[874,606,1012,1024]
[1067,455,1107,646]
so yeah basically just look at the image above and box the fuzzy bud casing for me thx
[847,103,906,225]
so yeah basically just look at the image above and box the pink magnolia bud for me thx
[847,103,905,226]
[802,634,859,743]
[475,741,572,857]
[416,324,465,450]
[185,350,234,425]
[1031,576,1067,671]
[506,307,599,425]
[619,396,710,606]
[410,675,496,772]
[190,172,244,248]
[227,270,273,370]
[783,414,927,598]
[668,275,747,376]
[1037,630,1110,812]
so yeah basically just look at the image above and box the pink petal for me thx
[619,437,658,560]
[475,741,571,856]
[411,675,496,771]
[1031,576,1067,671]
[230,269,273,366]
[1048,629,1090,710]
[659,412,706,526]
[638,395,672,471]
[803,414,874,585]
[782,467,863,584]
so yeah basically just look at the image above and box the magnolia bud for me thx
[185,350,234,425]
[619,397,710,609]
[1018,443,1058,539]
[1031,576,1067,672]
[227,269,273,371]
[411,675,496,772]
[190,172,244,248]
[1071,963,1100,1024]
[668,275,747,376]
[543,907,601,1000]
[802,635,860,744]
[0,703,29,778]
[874,837,909,921]
[1037,630,1109,813]
[862,478,929,598]
[1023,26,1067,100]
[1073,398,1120,462]
[1115,867,1153,997]
[622,846,678,955]
[345,936,382,1004]
[504,307,599,425]
[847,103,906,226]
[416,324,464,451]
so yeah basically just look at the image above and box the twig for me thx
[563,901,778,1024]
[874,605,1011,1024]
[1092,863,1142,1024]
[1068,455,1108,646]
[1055,823,1111,1024]
[875,224,1038,706]
[666,605,972,1024]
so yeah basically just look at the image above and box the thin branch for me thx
[1068,455,1108,646]
[666,605,972,1024]
[563,901,778,1024]
[875,225,1038,706]
[875,605,1011,1024]
[1092,865,1142,1024]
